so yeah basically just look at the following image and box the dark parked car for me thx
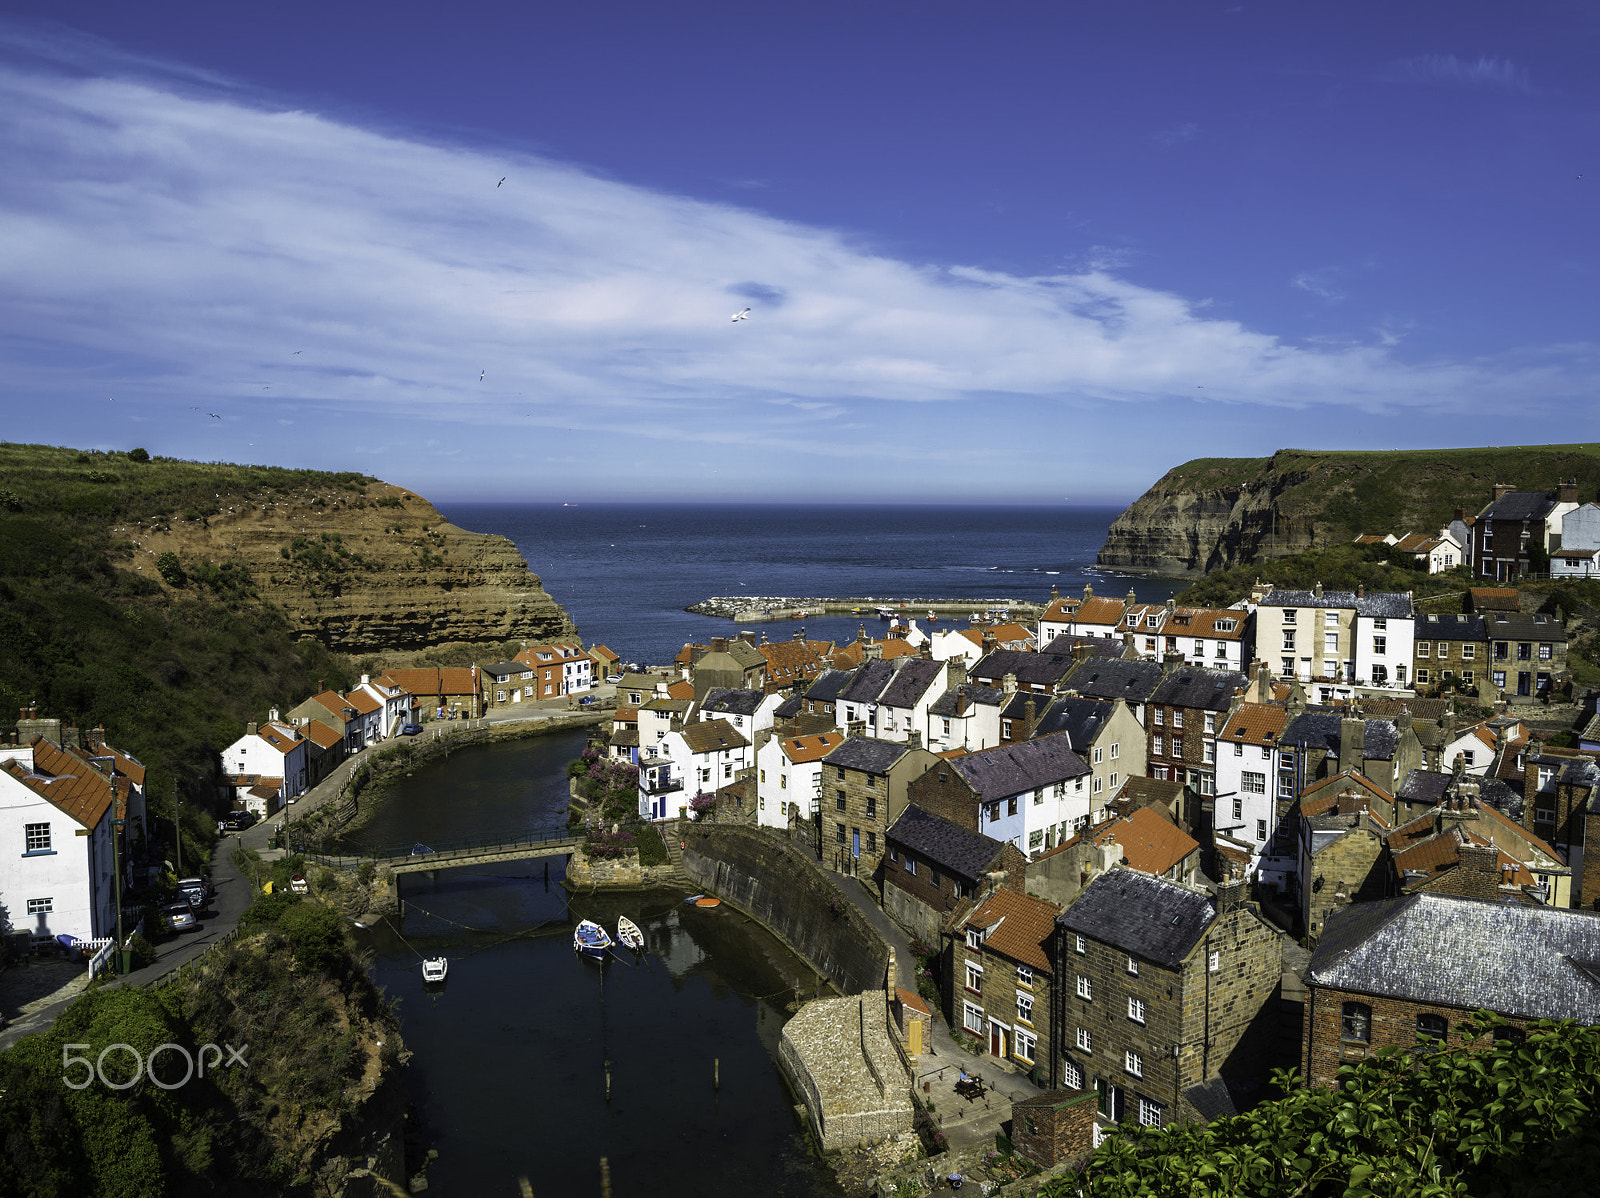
[176,877,215,912]
[401,723,423,735]
[219,811,257,832]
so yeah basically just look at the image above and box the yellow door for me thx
[908,1018,923,1056]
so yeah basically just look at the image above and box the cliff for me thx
[126,478,574,652]
[1098,445,1600,576]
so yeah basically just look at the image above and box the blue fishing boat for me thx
[574,919,612,958]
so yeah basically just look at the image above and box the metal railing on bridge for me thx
[295,825,583,868]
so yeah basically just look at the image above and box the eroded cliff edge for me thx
[1097,445,1600,576]
[124,478,574,652]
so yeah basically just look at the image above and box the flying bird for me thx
[731,308,750,322]
[293,349,302,355]
[479,370,485,381]
[208,413,221,419]
[498,177,506,187]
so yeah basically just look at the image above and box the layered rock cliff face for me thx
[123,480,574,652]
[1098,446,1600,576]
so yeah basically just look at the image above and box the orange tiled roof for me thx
[781,733,842,764]
[1074,596,1128,627]
[6,736,115,829]
[613,706,639,724]
[896,987,931,1016]
[258,722,305,753]
[1068,806,1199,876]
[380,667,479,697]
[1392,533,1432,553]
[302,721,343,750]
[83,740,146,785]
[1469,588,1521,611]
[667,679,696,701]
[1220,702,1289,744]
[590,644,620,662]
[1040,596,1081,621]
[1165,607,1247,640]
[958,623,1034,649]
[961,887,1059,973]
[343,690,381,715]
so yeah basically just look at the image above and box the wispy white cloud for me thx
[1392,54,1532,94]
[1150,121,1199,147]
[1292,269,1346,302]
[0,33,1590,501]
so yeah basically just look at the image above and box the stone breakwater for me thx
[686,596,1043,623]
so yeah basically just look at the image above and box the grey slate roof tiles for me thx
[1261,589,1414,619]
[1029,696,1111,749]
[927,685,1005,717]
[878,660,945,708]
[1481,491,1558,522]
[1062,659,1165,704]
[1414,613,1488,641]
[1149,667,1250,712]
[887,806,1009,880]
[838,659,899,704]
[1041,634,1126,660]
[1281,712,1400,760]
[804,669,854,704]
[1308,892,1600,1022]
[950,734,1091,803]
[1058,869,1215,969]
[974,648,1079,689]
[699,688,766,717]
[823,736,912,774]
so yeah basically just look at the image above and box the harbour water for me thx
[345,731,844,1196]
[438,502,1181,666]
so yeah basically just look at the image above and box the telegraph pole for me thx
[173,781,183,876]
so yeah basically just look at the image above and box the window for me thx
[865,830,876,854]
[1093,747,1103,764]
[1279,773,1296,798]
[1153,735,1165,755]
[1325,631,1339,654]
[1283,630,1297,651]
[1092,776,1104,794]
[1001,719,1013,739]
[1007,797,1018,816]
[1417,668,1430,685]
[1462,670,1474,685]
[1257,818,1267,840]
[966,927,983,949]
[1494,641,1508,660]
[1033,788,1044,806]
[1029,829,1044,850]
[907,857,917,876]
[1077,975,1092,1000]
[780,774,787,789]
[836,823,846,845]
[1154,708,1164,726]
[835,790,846,812]
[1125,1051,1143,1078]
[963,1003,984,1034]
[1493,670,1506,688]
[1013,1029,1036,1063]
[1539,643,1552,660]
[1202,744,1213,765]
[1110,742,1120,759]
[1138,1097,1164,1128]
[1461,643,1476,660]
[1017,992,1034,1023]
[1417,1013,1448,1044]
[1016,964,1033,989]
[1518,642,1532,660]
[1075,935,1086,954]
[1171,738,1183,757]
[1397,664,1407,685]
[1076,1026,1092,1052]
[24,823,51,854]
[1172,710,1184,729]
[26,897,52,914]
[1281,657,1295,678]
[1111,771,1120,787]
[1062,1058,1084,1090]
[1232,797,1243,821]
[1283,609,1297,625]
[1232,740,1242,757]
[1342,1002,1371,1043]
[865,795,876,819]
[987,802,1000,822]
[1418,641,1431,658]
[1208,951,1220,972]
[1128,997,1146,1023]
[965,963,983,993]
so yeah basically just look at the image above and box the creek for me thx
[335,731,845,1196]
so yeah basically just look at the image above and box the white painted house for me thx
[1213,702,1294,873]
[0,738,118,944]
[1554,504,1600,577]
[754,731,843,830]
[223,718,310,801]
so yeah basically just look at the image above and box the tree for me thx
[127,447,150,463]
[154,552,185,587]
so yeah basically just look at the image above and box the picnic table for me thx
[954,1073,988,1103]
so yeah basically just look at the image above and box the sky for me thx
[0,2,1596,504]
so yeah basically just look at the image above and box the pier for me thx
[684,596,1044,624]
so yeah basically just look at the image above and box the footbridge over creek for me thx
[297,828,584,875]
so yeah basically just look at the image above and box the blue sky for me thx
[0,2,1596,503]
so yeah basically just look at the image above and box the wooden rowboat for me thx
[616,916,645,951]
[693,896,722,908]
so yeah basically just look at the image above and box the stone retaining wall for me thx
[682,823,889,996]
[564,846,681,891]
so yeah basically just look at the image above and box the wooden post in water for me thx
[714,1057,720,1090]
[599,1157,612,1198]
[605,1058,611,1102]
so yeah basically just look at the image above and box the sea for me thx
[435,503,1181,666]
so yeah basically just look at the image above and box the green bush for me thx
[312,867,337,894]
[635,823,670,867]
[275,903,347,974]
[355,859,376,886]
[128,932,156,970]
[237,889,303,931]
[154,551,186,587]
[127,447,150,462]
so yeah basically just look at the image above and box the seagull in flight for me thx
[209,413,221,419]
[498,177,506,188]
[479,370,485,381]
[731,307,750,322]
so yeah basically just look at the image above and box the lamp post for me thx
[113,816,126,974]
[173,782,183,877]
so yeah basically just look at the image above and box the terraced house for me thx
[1254,585,1414,698]
[1411,613,1488,696]
[819,735,941,885]
[1144,665,1249,798]
[953,886,1061,1079]
[906,734,1094,857]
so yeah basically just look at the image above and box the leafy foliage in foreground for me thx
[1044,1015,1600,1198]
[1175,543,1472,610]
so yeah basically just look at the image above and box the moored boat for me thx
[574,919,613,957]
[693,896,722,908]
[421,956,449,983]
[616,916,645,951]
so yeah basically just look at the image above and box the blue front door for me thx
[852,830,860,858]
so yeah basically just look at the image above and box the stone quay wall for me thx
[777,993,915,1152]
[682,823,890,997]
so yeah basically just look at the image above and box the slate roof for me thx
[1150,667,1249,712]
[1040,633,1125,660]
[961,887,1060,974]
[824,736,913,774]
[1030,696,1113,750]
[973,648,1079,690]
[1397,769,1452,807]
[774,694,803,720]
[1281,712,1400,760]
[878,660,945,709]
[1261,589,1414,619]
[1483,612,1569,643]
[1480,491,1557,522]
[1058,869,1215,969]
[803,669,854,704]
[1183,1077,1239,1123]
[1308,893,1600,1022]
[1414,613,1488,641]
[888,806,1010,881]
[679,719,749,753]
[838,659,899,704]
[699,688,767,717]
[949,734,1091,802]
[1062,658,1165,704]
[928,684,1005,717]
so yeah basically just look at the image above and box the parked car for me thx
[401,723,423,735]
[219,811,257,832]
[176,877,214,912]
[162,902,198,933]
[605,674,622,684]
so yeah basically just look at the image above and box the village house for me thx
[0,737,120,945]
[1144,665,1250,799]
[668,717,752,797]
[1025,696,1147,805]
[818,735,942,886]
[588,643,621,682]
[924,683,1006,753]
[1295,772,1399,939]
[1028,805,1201,908]
[1513,745,1600,892]
[1483,611,1568,701]
[1254,585,1415,696]
[1383,789,1571,907]
[223,714,310,804]
[1052,585,1132,641]
[513,639,592,697]
[882,805,1026,944]
[696,687,785,742]
[1057,658,1165,727]
[752,630,828,694]
[800,668,853,723]
[479,659,535,707]
[953,885,1061,1078]
[1036,587,1083,645]
[1411,613,1489,697]
[1552,502,1600,577]
[375,666,481,720]
[871,659,961,745]
[1277,710,1425,798]
[1302,893,1600,1088]
[928,622,1036,666]
[1213,702,1292,873]
[754,730,843,830]
[970,646,1081,696]
[1055,872,1282,1127]
[1472,480,1581,582]
[687,636,768,697]
[1130,604,1253,671]
[905,734,1094,858]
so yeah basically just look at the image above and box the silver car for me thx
[162,902,198,933]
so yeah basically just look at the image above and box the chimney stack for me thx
[1313,580,1323,599]
[1493,482,1515,502]
[1558,478,1579,504]
[1002,672,1018,695]
[907,729,923,750]
[1024,698,1037,739]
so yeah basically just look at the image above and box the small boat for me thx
[693,896,722,909]
[616,916,645,951]
[574,919,613,958]
[421,956,448,984]
[685,894,704,904]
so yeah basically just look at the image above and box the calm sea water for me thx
[437,503,1178,666]
[347,731,843,1197]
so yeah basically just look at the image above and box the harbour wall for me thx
[681,823,890,997]
[686,596,1043,623]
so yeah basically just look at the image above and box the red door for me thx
[990,1024,1004,1057]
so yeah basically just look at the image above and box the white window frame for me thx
[1077,1026,1092,1052]
[963,1003,984,1034]
[1076,974,1092,1000]
[1125,1050,1143,1078]
[1128,996,1146,1023]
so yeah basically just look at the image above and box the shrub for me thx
[312,868,337,894]
[127,447,150,462]
[275,903,347,974]
[689,790,716,819]
[238,889,302,931]
[128,932,156,970]
[155,552,186,586]
[355,860,376,886]
[635,823,670,867]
